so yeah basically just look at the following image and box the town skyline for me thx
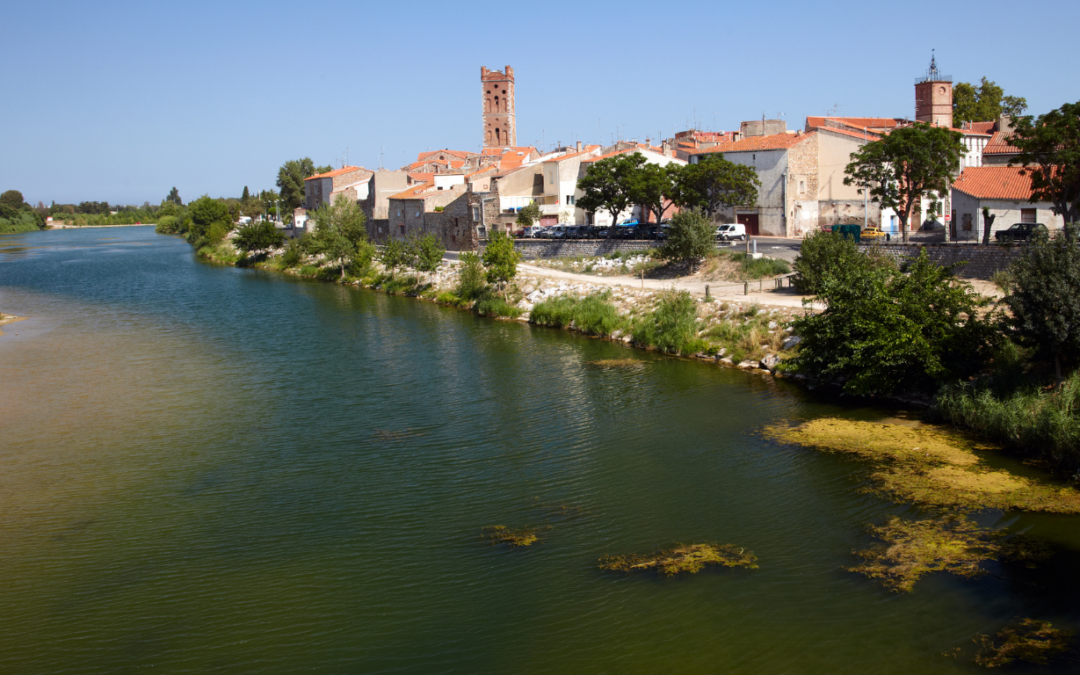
[4,0,1077,205]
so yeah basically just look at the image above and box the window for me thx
[472,206,480,220]
[962,213,972,231]
[399,225,405,234]
[1021,208,1036,223]
[798,180,806,194]
[566,195,575,205]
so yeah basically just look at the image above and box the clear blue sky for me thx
[4,0,1077,206]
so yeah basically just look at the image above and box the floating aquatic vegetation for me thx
[586,358,646,368]
[998,534,1054,569]
[482,525,540,547]
[975,618,1073,668]
[847,515,999,592]
[370,429,425,442]
[599,543,758,576]
[765,418,1080,513]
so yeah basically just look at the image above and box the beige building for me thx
[303,166,374,211]
[950,166,1065,242]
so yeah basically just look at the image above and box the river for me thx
[1,226,1078,674]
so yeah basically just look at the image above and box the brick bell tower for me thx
[481,65,516,149]
[915,51,953,128]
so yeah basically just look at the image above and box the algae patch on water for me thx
[599,543,758,576]
[847,515,999,592]
[765,418,1080,513]
[586,358,646,369]
[483,525,541,547]
[975,618,1074,668]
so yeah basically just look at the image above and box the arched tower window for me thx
[494,96,500,112]
[495,128,501,144]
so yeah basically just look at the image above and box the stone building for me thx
[482,66,516,149]
[303,166,374,211]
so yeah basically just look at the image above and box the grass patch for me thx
[530,291,625,336]
[483,525,541,547]
[932,371,1080,474]
[475,293,522,319]
[198,240,241,264]
[599,543,758,576]
[701,312,785,363]
[298,263,320,277]
[975,618,1074,668]
[632,289,700,354]
[765,418,1080,513]
[846,515,999,592]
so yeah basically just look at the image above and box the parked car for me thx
[995,222,1047,242]
[568,225,590,239]
[549,225,571,239]
[535,226,553,239]
[861,227,886,239]
[592,226,610,239]
[518,226,542,238]
[716,223,747,241]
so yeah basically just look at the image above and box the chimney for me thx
[576,140,582,152]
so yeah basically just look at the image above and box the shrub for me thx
[572,293,623,336]
[456,251,487,300]
[379,238,408,277]
[790,249,996,396]
[530,295,578,328]
[280,238,303,268]
[154,215,180,234]
[482,232,522,296]
[660,210,715,271]
[298,264,320,277]
[234,220,286,255]
[793,230,871,294]
[633,290,699,353]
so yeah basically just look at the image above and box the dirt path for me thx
[518,264,818,310]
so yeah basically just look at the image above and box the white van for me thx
[716,223,746,241]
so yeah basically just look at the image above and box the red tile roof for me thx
[965,121,997,134]
[408,172,435,183]
[543,146,602,163]
[465,166,497,178]
[984,131,1020,155]
[417,149,473,161]
[690,132,815,155]
[388,182,435,200]
[806,117,902,131]
[304,165,367,181]
[952,166,1038,200]
[816,126,881,142]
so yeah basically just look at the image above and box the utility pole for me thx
[863,128,868,231]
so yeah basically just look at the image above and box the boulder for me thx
[782,335,801,350]
[760,354,780,371]
[737,360,759,369]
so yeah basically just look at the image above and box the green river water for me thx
[1,226,1078,674]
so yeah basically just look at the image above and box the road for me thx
[445,235,804,263]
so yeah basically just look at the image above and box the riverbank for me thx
[0,313,26,336]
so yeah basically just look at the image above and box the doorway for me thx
[736,213,760,236]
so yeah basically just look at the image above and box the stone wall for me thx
[479,239,661,259]
[858,242,1025,280]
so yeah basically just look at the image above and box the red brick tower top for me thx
[482,66,516,149]
[915,52,953,128]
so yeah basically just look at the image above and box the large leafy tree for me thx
[166,187,182,206]
[791,249,993,396]
[276,158,322,215]
[844,123,966,243]
[1009,100,1080,227]
[310,194,370,280]
[515,203,540,230]
[576,152,645,235]
[1005,224,1080,383]
[0,190,25,210]
[629,162,676,227]
[953,77,1028,123]
[234,221,286,256]
[670,154,760,218]
[660,210,715,272]
[188,196,232,240]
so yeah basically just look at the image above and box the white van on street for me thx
[716,223,747,241]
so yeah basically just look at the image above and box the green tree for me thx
[844,123,966,243]
[577,152,645,235]
[670,154,760,218]
[792,229,872,295]
[953,77,1027,123]
[791,249,993,396]
[455,251,487,300]
[241,186,250,201]
[166,187,182,206]
[408,232,446,277]
[630,162,676,227]
[1,190,25,210]
[1005,224,1080,383]
[310,194,370,280]
[188,196,232,241]
[660,210,715,271]
[515,202,541,231]
[1009,100,1080,227]
[276,158,318,215]
[234,221,286,256]
[379,238,408,278]
[482,231,522,299]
